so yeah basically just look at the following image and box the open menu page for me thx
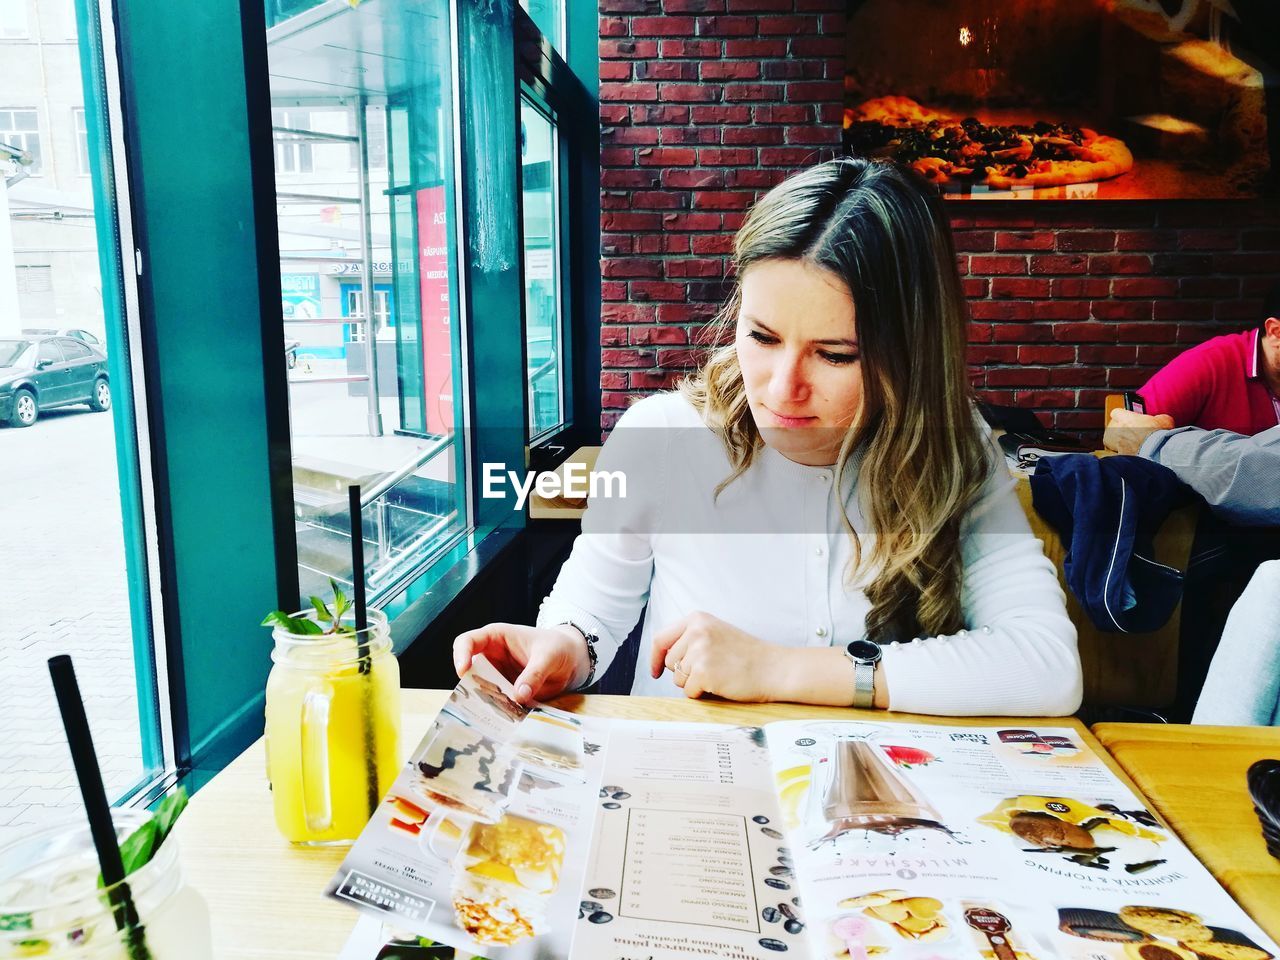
[765,719,1278,960]
[328,669,1278,960]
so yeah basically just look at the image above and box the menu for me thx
[328,658,1278,960]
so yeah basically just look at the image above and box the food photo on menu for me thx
[329,661,1279,960]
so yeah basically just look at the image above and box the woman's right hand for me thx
[452,623,591,706]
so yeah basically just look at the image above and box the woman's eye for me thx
[819,351,860,365]
[747,330,778,345]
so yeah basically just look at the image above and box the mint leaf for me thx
[0,913,34,932]
[329,578,350,623]
[100,788,190,888]
[261,611,324,635]
[117,819,158,876]
[153,788,188,839]
[311,596,333,624]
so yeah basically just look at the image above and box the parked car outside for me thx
[21,327,106,351]
[0,335,111,427]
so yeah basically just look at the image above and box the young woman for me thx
[455,158,1082,717]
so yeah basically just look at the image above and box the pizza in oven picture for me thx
[843,95,1135,191]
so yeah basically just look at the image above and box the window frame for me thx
[271,107,314,174]
[516,4,600,471]
[93,0,601,789]
[74,106,90,175]
[110,0,299,786]
[72,0,174,804]
[519,88,568,443]
[0,107,43,175]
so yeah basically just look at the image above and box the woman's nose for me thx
[768,353,808,402]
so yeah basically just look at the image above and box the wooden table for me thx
[1094,723,1280,941]
[177,692,1134,958]
[527,446,600,520]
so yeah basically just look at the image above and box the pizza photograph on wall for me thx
[842,0,1279,200]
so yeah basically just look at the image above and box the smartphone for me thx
[1123,392,1146,414]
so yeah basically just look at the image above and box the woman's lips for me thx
[763,406,819,428]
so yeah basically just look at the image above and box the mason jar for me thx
[0,810,213,959]
[264,607,401,844]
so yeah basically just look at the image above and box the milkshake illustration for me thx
[810,734,949,843]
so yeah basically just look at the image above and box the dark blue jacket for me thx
[1030,454,1192,633]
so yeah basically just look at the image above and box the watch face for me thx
[846,638,882,664]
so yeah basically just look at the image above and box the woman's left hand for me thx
[649,611,778,702]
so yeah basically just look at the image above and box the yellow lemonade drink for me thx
[265,609,401,844]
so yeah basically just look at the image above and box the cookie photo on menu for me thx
[836,889,950,943]
[1117,908,1212,943]
[1181,927,1274,960]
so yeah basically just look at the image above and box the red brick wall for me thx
[598,0,846,428]
[597,3,1280,437]
[959,208,1280,437]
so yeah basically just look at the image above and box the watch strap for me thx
[852,659,876,708]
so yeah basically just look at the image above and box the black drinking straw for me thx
[48,655,152,960]
[349,484,379,817]
[349,483,369,640]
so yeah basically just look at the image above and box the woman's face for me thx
[735,259,863,466]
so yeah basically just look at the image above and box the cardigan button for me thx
[817,472,831,483]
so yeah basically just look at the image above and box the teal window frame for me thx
[101,0,599,790]
[71,0,167,797]
[519,88,568,442]
[517,3,601,468]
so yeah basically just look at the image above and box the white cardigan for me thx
[537,392,1082,716]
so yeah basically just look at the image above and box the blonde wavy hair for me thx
[681,158,991,643]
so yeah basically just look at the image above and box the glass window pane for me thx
[0,109,41,175]
[519,0,563,54]
[60,338,92,359]
[268,0,469,604]
[1,0,162,842]
[520,98,564,438]
[74,107,89,175]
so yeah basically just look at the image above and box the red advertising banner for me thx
[417,184,453,435]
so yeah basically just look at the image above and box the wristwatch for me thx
[843,638,882,708]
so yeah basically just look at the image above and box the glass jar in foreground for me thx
[0,811,212,959]
[265,607,401,844]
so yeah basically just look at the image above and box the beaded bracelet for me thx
[559,621,600,690]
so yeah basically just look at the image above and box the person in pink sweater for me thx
[1135,283,1280,436]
